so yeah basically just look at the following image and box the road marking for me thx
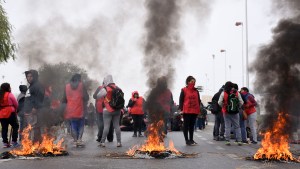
[226,154,241,160]
[207,141,214,144]
[0,159,12,163]
[200,138,207,141]
[195,134,202,138]
[215,146,225,150]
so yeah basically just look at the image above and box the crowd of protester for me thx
[0,70,260,149]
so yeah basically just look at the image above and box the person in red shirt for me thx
[62,74,89,146]
[127,91,145,137]
[179,76,201,146]
[0,83,19,148]
[240,87,258,144]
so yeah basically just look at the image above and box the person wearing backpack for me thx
[93,84,114,143]
[240,87,258,144]
[97,75,124,147]
[211,86,225,141]
[218,81,244,146]
[179,76,201,146]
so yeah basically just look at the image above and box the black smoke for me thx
[252,0,300,135]
[143,0,182,89]
[142,0,181,127]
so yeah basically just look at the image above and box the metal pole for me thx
[245,0,249,88]
[225,51,227,82]
[229,65,232,80]
[212,54,215,92]
[242,24,245,87]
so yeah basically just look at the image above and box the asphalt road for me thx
[0,124,299,169]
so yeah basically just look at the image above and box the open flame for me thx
[126,120,181,157]
[10,125,65,156]
[254,112,299,162]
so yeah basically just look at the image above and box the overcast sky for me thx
[0,0,282,103]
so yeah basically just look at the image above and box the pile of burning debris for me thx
[247,113,300,163]
[124,121,197,159]
[0,125,68,159]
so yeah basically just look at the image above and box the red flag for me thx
[220,49,226,52]
[235,22,243,26]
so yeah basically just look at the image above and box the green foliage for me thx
[38,62,98,99]
[0,2,17,62]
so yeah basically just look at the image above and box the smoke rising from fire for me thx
[142,0,181,127]
[143,0,182,89]
[252,0,300,135]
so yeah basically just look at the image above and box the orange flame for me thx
[254,112,298,161]
[10,125,65,156]
[126,120,181,156]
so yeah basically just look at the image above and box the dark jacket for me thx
[23,70,45,113]
[211,88,223,114]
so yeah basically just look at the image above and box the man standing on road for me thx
[211,86,225,141]
[23,70,45,143]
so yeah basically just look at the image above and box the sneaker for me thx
[251,141,258,144]
[190,140,198,145]
[11,142,20,148]
[242,140,249,144]
[3,143,11,148]
[96,138,101,142]
[77,140,84,146]
[213,136,218,141]
[99,142,105,147]
[117,142,122,147]
[237,142,243,146]
[225,140,231,146]
[138,133,143,137]
[132,134,137,137]
[186,140,192,146]
[219,136,225,141]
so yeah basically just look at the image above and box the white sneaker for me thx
[99,142,105,147]
[77,140,84,146]
[117,142,122,147]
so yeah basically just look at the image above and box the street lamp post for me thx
[235,21,244,87]
[229,65,232,80]
[220,49,227,82]
[245,0,249,88]
[212,54,215,92]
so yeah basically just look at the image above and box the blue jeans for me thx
[247,112,257,142]
[70,118,85,141]
[213,112,225,137]
[223,113,241,142]
[239,111,247,141]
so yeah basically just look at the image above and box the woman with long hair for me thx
[0,83,19,148]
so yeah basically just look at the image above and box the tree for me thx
[38,62,98,99]
[0,1,17,62]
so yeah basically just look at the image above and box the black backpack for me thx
[226,91,240,114]
[106,85,125,110]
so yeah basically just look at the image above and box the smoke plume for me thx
[143,0,182,89]
[252,0,300,135]
[142,0,182,127]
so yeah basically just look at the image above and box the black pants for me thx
[132,114,143,134]
[183,114,197,142]
[0,113,19,143]
[213,112,225,137]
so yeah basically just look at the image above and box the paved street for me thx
[0,123,299,169]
